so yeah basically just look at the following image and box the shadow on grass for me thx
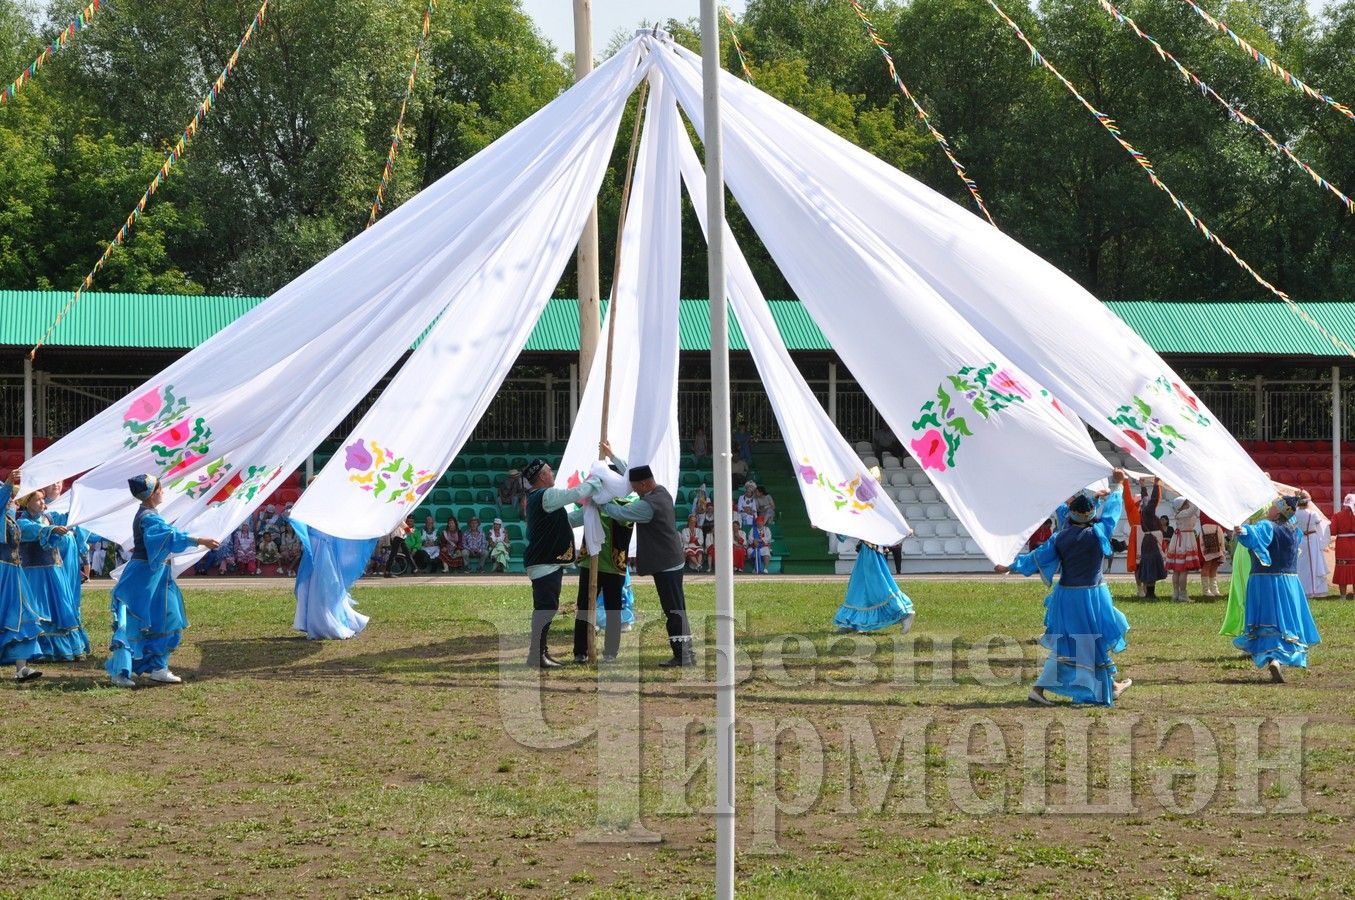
[196,635,327,675]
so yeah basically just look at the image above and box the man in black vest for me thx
[598,444,695,667]
[521,457,599,669]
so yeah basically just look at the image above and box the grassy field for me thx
[2,576,1353,898]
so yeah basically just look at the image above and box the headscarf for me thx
[1343,493,1355,514]
[1066,493,1097,525]
[1273,495,1300,519]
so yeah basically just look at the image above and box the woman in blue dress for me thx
[595,570,636,632]
[833,539,915,633]
[42,481,93,650]
[997,468,1133,706]
[107,474,220,688]
[1232,495,1321,683]
[1,469,48,681]
[16,487,90,660]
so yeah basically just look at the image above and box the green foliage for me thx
[0,0,1351,300]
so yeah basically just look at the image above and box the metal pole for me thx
[1254,374,1265,441]
[574,0,602,389]
[1334,365,1342,507]
[545,373,556,443]
[700,3,735,897]
[828,361,838,427]
[22,358,33,461]
[569,362,579,426]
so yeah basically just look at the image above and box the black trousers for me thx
[528,568,564,664]
[887,542,902,575]
[573,568,625,660]
[651,568,694,661]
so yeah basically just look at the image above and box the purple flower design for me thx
[344,439,373,472]
[855,478,877,503]
[798,462,817,485]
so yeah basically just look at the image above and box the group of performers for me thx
[0,469,93,682]
[520,442,694,669]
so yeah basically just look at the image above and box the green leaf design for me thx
[950,417,973,437]
[912,410,943,431]
[1133,396,1153,417]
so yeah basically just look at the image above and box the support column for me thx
[1334,366,1342,506]
[1254,374,1265,441]
[569,363,579,427]
[36,371,48,438]
[545,373,556,443]
[22,358,33,461]
[828,361,838,427]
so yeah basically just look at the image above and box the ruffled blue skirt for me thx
[834,547,915,633]
[1037,582,1129,706]
[107,560,188,678]
[26,564,90,660]
[1233,573,1321,669]
[0,561,46,665]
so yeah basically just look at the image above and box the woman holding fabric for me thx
[996,468,1132,707]
[17,488,90,661]
[1166,497,1203,601]
[1331,494,1355,599]
[1,470,48,681]
[37,480,92,654]
[107,475,219,688]
[1232,496,1321,683]
[1135,478,1167,598]
[833,539,914,634]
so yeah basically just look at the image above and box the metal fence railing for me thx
[10,371,1355,449]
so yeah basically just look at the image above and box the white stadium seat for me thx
[902,536,921,553]
[912,520,935,537]
[902,456,920,470]
[964,539,981,554]
[917,486,939,503]
[889,471,910,486]
[882,453,900,468]
[943,538,965,555]
[921,539,943,555]
[956,523,970,537]
[904,504,927,520]
[895,487,918,503]
[925,504,949,520]
[855,442,873,455]
[909,471,932,486]
[934,520,956,537]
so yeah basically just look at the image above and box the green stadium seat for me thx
[506,523,524,543]
[478,505,497,524]
[457,506,476,524]
[431,489,451,505]
[448,473,470,487]
[680,472,701,488]
[488,456,508,470]
[452,489,474,505]
[470,473,492,489]
[474,489,495,505]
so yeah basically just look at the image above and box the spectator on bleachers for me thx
[737,481,759,529]
[692,427,708,460]
[487,518,511,572]
[885,539,903,575]
[436,516,463,573]
[755,486,776,526]
[367,535,390,577]
[682,514,708,572]
[228,523,259,576]
[383,517,416,577]
[704,512,747,569]
[414,515,441,573]
[278,523,302,577]
[692,483,710,528]
[733,425,753,465]
[497,468,526,520]
[747,515,772,574]
[1332,494,1355,600]
[462,517,488,572]
[257,531,281,575]
[258,504,283,540]
[872,423,904,462]
[730,451,749,481]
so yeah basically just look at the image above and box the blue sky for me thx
[520,1,748,56]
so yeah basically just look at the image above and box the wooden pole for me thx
[586,78,651,663]
[574,0,602,390]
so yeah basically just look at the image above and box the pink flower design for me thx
[344,439,373,472]
[798,463,817,484]
[1172,382,1199,410]
[149,419,193,450]
[911,429,948,472]
[1123,430,1147,451]
[165,453,205,477]
[992,369,1032,399]
[125,387,163,423]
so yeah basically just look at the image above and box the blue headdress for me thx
[128,474,160,501]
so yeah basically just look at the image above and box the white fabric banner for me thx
[672,122,910,547]
[25,41,651,554]
[653,38,1110,563]
[290,46,653,540]
[657,40,1271,527]
[556,71,682,500]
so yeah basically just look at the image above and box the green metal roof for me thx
[1101,300,1355,357]
[0,291,1349,357]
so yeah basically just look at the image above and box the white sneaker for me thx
[110,674,136,688]
[14,665,42,682]
[148,668,182,684]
